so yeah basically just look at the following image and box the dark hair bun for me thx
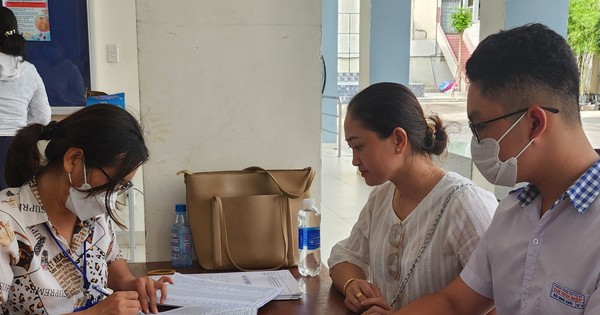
[423,115,447,156]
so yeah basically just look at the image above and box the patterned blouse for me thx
[0,181,123,314]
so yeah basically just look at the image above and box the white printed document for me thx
[159,273,283,315]
[182,269,302,300]
[159,305,253,315]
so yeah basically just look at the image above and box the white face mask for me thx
[65,162,117,220]
[470,113,534,187]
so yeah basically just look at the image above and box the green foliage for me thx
[568,0,600,93]
[567,0,600,55]
[450,7,473,34]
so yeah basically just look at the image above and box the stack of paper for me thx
[158,273,283,315]
[159,305,254,315]
[185,269,302,300]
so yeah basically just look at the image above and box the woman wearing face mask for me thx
[328,82,498,314]
[0,104,171,315]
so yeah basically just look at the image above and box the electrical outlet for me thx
[107,44,120,63]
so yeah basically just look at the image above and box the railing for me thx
[436,23,458,79]
[114,186,139,262]
[322,95,345,157]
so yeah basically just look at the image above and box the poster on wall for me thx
[2,0,51,41]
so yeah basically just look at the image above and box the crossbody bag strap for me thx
[244,167,314,199]
[389,183,474,307]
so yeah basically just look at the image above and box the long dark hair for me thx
[0,7,26,58]
[5,104,149,227]
[347,82,448,156]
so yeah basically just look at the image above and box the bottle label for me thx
[170,232,180,258]
[181,228,191,255]
[298,227,320,250]
[171,228,191,260]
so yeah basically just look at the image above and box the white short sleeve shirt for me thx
[461,160,600,315]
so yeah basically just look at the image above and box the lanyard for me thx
[43,223,90,290]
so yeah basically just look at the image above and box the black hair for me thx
[0,7,26,58]
[347,82,448,156]
[5,104,149,227]
[466,23,580,124]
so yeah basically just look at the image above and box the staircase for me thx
[446,34,471,75]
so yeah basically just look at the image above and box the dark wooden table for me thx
[129,261,352,314]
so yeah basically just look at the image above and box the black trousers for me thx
[0,136,14,190]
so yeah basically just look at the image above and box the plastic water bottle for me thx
[170,204,192,267]
[298,198,321,276]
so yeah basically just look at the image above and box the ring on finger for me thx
[355,292,363,299]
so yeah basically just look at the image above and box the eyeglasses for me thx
[387,223,404,281]
[99,167,133,194]
[469,106,559,143]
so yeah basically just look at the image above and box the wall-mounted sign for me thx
[2,0,51,41]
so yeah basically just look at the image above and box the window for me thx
[24,0,91,108]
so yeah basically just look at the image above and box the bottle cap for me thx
[303,198,315,208]
[175,204,187,212]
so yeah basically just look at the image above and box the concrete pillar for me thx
[480,0,569,40]
[368,0,411,85]
[359,0,371,91]
[591,56,600,94]
[321,0,338,144]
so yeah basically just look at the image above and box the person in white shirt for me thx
[368,23,600,315]
[328,82,498,313]
[0,7,51,190]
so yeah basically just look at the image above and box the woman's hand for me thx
[360,297,393,314]
[126,275,174,314]
[86,291,141,315]
[344,279,384,313]
[107,259,174,313]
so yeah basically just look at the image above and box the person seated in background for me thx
[328,82,498,314]
[366,23,600,315]
[35,40,87,106]
[0,104,172,314]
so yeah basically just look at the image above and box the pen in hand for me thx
[92,285,146,315]
[92,284,146,315]
[92,284,113,297]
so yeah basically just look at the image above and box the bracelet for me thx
[343,277,358,294]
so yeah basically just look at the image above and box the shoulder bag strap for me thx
[214,196,289,271]
[389,183,474,306]
[244,166,315,199]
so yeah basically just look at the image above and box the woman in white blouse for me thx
[328,82,498,313]
[0,7,51,190]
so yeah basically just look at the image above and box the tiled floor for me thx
[119,234,146,262]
